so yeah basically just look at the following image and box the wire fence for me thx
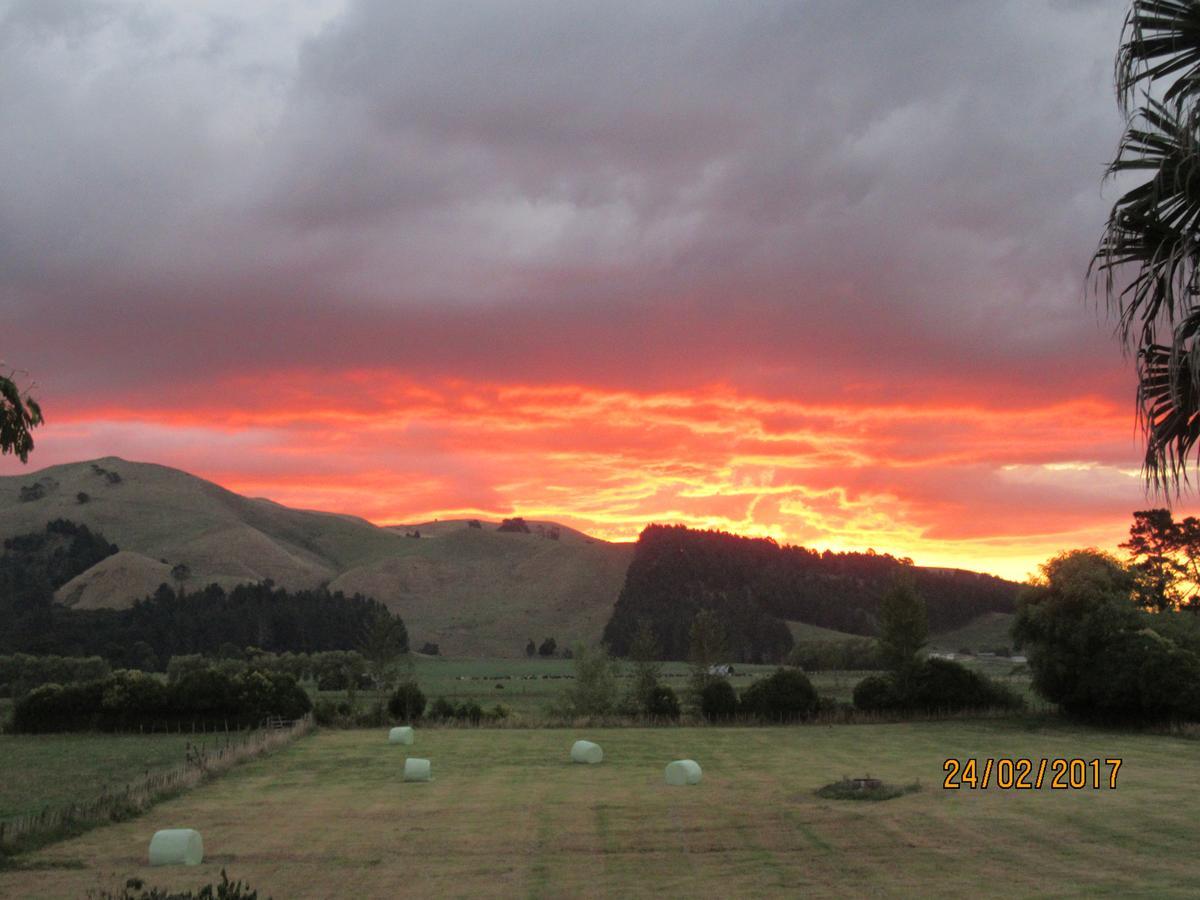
[0,714,313,853]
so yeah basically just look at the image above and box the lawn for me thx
[5,720,1197,898]
[0,732,229,821]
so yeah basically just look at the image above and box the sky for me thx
[0,0,1183,581]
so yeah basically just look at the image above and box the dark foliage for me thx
[852,659,1022,714]
[1014,549,1200,722]
[387,682,427,722]
[12,666,311,733]
[497,517,531,533]
[0,519,118,613]
[604,525,1017,663]
[644,684,681,720]
[739,668,819,722]
[428,697,484,723]
[538,637,557,657]
[0,654,110,697]
[699,678,739,722]
[0,523,406,665]
[88,869,261,900]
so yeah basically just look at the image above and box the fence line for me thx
[0,714,313,852]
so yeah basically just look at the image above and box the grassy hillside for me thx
[331,525,632,658]
[785,620,862,643]
[928,613,1017,654]
[0,459,630,656]
[6,723,1198,896]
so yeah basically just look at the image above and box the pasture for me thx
[0,733,227,823]
[4,720,1197,898]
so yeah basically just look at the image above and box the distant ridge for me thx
[0,458,631,656]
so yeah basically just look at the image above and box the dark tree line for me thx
[0,521,408,668]
[0,518,118,610]
[603,525,1019,661]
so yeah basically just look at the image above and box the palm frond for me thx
[1118,0,1200,114]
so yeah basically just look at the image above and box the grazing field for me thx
[0,733,226,821]
[5,721,1198,898]
[404,657,780,716]
[314,656,1034,716]
[927,612,1017,655]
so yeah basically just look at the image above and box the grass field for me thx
[0,733,228,821]
[5,720,1198,898]
[927,613,1017,655]
[312,655,1034,716]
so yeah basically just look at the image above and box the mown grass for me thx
[5,720,1198,898]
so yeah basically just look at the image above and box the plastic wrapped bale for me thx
[404,758,433,782]
[389,726,414,745]
[148,829,204,866]
[664,760,702,786]
[570,740,603,764]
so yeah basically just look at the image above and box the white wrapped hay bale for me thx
[148,829,204,866]
[404,757,433,782]
[664,760,702,786]
[389,726,414,745]
[570,740,603,764]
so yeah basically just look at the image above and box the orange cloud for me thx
[7,370,1168,582]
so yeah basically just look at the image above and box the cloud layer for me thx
[0,0,1170,579]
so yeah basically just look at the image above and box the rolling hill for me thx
[0,458,633,656]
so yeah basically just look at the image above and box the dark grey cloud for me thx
[0,0,1131,406]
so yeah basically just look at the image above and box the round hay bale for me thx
[404,757,433,782]
[389,726,414,745]
[664,759,702,786]
[148,829,204,866]
[570,740,603,764]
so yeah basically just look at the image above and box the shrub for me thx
[644,684,681,720]
[853,660,1022,714]
[699,678,738,722]
[908,658,1022,713]
[11,666,310,733]
[1015,548,1200,722]
[739,668,819,722]
[429,697,456,720]
[387,682,426,722]
[852,674,900,712]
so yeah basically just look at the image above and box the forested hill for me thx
[602,525,1020,663]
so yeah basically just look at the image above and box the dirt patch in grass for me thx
[815,777,921,801]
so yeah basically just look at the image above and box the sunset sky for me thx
[0,0,1184,581]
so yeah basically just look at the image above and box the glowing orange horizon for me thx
[6,372,1164,583]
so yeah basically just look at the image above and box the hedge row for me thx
[853,658,1023,713]
[11,667,312,733]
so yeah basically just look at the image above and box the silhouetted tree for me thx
[1092,2,1200,484]
[0,371,42,463]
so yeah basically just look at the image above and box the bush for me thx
[852,674,900,712]
[13,680,104,733]
[739,668,819,722]
[908,658,1023,713]
[852,660,1022,714]
[11,666,311,733]
[387,682,426,722]
[699,678,738,722]
[429,697,456,721]
[644,684,681,720]
[1015,549,1200,722]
